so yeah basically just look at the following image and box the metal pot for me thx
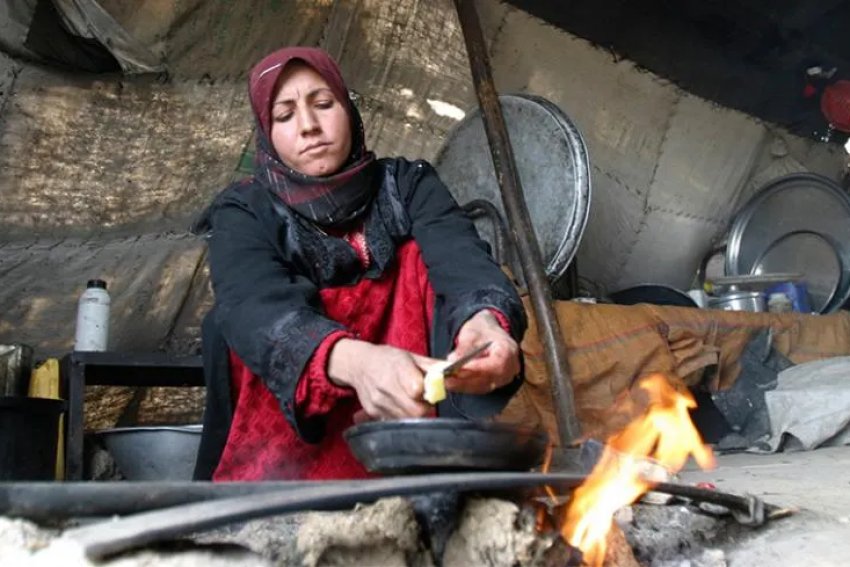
[0,344,34,397]
[708,291,765,312]
[92,425,202,481]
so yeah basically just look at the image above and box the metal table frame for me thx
[59,351,204,480]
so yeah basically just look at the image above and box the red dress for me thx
[213,237,436,481]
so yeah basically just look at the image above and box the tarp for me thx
[0,0,163,74]
[765,358,850,452]
[500,299,850,444]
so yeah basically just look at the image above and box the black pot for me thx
[0,397,65,480]
[608,284,698,308]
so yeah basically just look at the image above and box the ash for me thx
[621,504,735,567]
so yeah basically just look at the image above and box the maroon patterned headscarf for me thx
[248,47,377,227]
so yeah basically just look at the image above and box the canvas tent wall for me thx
[0,0,846,357]
[0,0,163,73]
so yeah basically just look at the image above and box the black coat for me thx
[193,158,527,479]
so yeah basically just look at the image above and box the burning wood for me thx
[562,374,716,566]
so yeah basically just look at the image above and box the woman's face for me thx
[270,63,352,177]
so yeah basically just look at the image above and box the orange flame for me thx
[562,374,716,566]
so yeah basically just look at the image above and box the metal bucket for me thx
[708,291,765,312]
[92,425,202,481]
[0,344,34,397]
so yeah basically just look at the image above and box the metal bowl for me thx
[708,291,765,312]
[92,424,202,481]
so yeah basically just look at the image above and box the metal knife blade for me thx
[441,341,492,376]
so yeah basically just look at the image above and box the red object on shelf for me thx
[821,80,850,133]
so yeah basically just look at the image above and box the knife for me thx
[441,341,492,376]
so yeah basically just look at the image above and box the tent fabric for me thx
[24,0,120,72]
[499,299,850,445]
[53,0,164,74]
[0,0,40,61]
[0,0,163,74]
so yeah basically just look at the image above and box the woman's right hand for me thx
[328,339,438,421]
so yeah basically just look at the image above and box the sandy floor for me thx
[678,446,850,566]
[680,445,850,521]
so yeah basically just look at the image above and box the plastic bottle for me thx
[74,279,110,351]
[767,292,793,314]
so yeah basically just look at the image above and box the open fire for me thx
[562,374,717,566]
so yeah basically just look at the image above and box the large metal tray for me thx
[434,94,591,288]
[344,418,548,475]
[725,173,850,313]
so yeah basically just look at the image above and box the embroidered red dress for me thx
[214,236,435,480]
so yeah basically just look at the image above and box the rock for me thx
[695,548,726,567]
[614,507,634,526]
[87,444,124,481]
[603,523,640,567]
[0,517,56,565]
[442,498,568,567]
[295,497,430,567]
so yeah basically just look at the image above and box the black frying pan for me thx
[608,284,698,308]
[344,418,548,475]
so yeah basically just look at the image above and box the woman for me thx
[193,46,527,481]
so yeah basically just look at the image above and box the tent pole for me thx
[453,0,581,444]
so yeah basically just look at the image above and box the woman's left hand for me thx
[444,310,520,395]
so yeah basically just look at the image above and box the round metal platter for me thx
[751,231,842,313]
[725,173,850,313]
[434,94,591,283]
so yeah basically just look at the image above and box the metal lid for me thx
[434,94,591,285]
[725,173,850,313]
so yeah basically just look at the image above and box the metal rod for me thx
[453,0,581,444]
[62,472,588,560]
[0,481,319,520]
[52,472,784,560]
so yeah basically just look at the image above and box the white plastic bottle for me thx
[74,279,111,351]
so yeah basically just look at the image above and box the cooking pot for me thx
[0,397,65,480]
[708,291,765,312]
[92,425,202,481]
[608,284,698,308]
